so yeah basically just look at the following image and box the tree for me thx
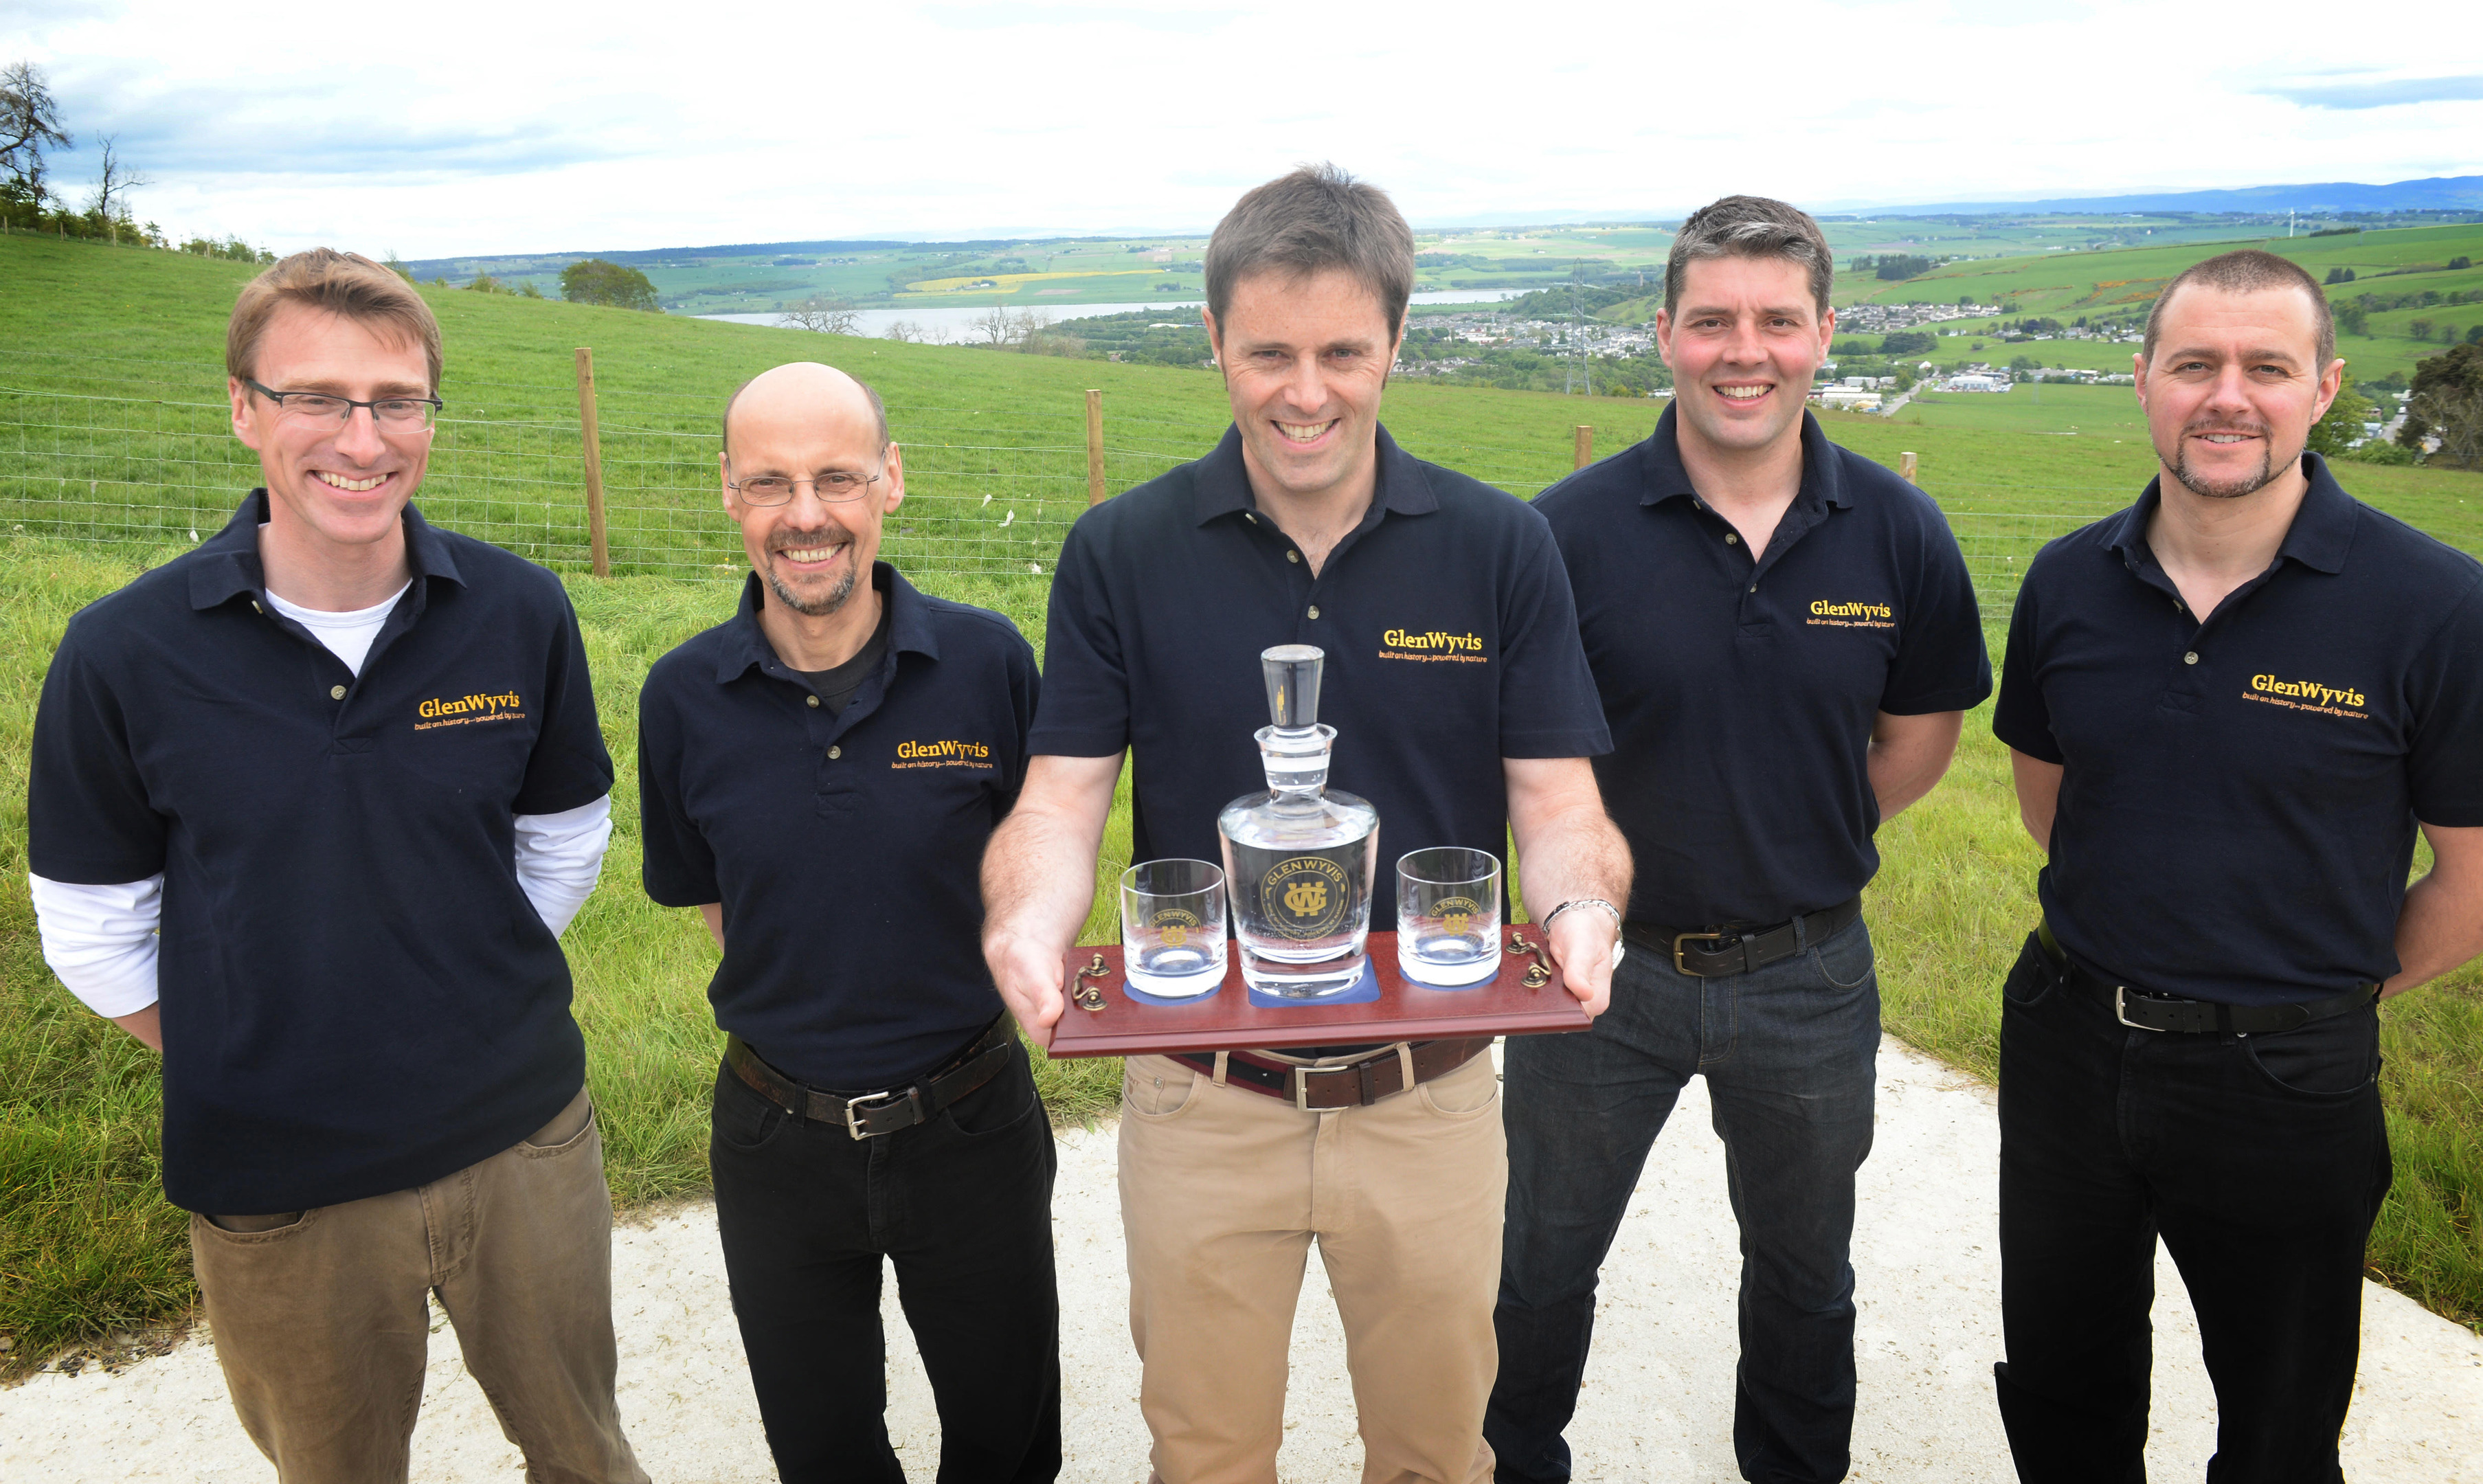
[2337,305,2369,337]
[0,61,69,200]
[779,296,860,335]
[881,320,923,344]
[968,304,1021,346]
[1880,330,1936,357]
[85,135,148,238]
[2409,343,2483,469]
[559,258,660,312]
[2409,319,2434,342]
[2304,373,2373,458]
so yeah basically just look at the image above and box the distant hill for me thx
[1856,175,2483,217]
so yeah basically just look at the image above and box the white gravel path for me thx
[6,1037,2481,1482]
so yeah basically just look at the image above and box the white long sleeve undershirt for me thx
[31,585,611,1020]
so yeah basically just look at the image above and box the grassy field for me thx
[5,232,2483,1374]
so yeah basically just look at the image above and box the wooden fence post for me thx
[1086,389,1107,506]
[1898,450,1918,483]
[574,347,611,577]
[1573,425,1593,471]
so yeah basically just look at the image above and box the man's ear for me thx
[880,442,906,513]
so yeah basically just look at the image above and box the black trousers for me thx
[709,1037,1061,1484]
[1993,932,2391,1484]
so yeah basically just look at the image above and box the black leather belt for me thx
[726,1015,1015,1139]
[1623,897,1862,978]
[2034,920,2378,1035]
[1174,1039,1492,1110]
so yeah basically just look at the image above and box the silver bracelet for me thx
[1543,898,1626,965]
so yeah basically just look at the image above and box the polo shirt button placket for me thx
[827,745,842,760]
[1307,605,1321,620]
[328,685,346,701]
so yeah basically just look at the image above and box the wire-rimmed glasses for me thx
[726,464,886,506]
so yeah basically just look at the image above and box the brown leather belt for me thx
[1175,1038,1492,1110]
[2034,920,2377,1035]
[1624,897,1862,978]
[726,1015,1015,1139]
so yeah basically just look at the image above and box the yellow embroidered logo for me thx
[1378,627,1490,664]
[414,691,526,731]
[891,738,995,770]
[1806,600,1896,630]
[2245,674,2368,719]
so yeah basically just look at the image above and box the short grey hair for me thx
[1664,195,1834,318]
[719,370,889,453]
[1205,162,1415,339]
[2144,249,2335,371]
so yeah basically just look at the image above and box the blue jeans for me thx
[1489,912,1880,1484]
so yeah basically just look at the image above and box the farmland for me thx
[3,231,2483,1374]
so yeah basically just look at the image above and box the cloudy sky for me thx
[10,0,2482,258]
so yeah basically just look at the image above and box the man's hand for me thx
[981,753,1124,1045]
[2384,822,2483,1000]
[1505,756,1632,1020]
[1544,903,1620,1018]
[112,1002,164,1052]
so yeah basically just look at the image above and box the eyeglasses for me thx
[246,380,442,431]
[726,466,884,506]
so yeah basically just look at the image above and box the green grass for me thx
[5,232,2483,1371]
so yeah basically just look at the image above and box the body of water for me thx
[698,289,1527,343]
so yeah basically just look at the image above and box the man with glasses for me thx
[637,361,1057,1483]
[27,249,642,1480]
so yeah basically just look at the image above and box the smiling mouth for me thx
[1274,418,1338,444]
[314,471,388,492]
[1715,385,1771,403]
[2196,431,2260,445]
[775,542,848,565]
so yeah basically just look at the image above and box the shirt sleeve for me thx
[1495,513,1614,760]
[999,622,1042,814]
[512,794,612,937]
[512,586,616,816]
[1023,519,1130,758]
[2407,581,2483,828]
[1990,572,2063,764]
[1881,508,1993,715]
[27,614,170,884]
[637,664,721,908]
[28,873,162,1018]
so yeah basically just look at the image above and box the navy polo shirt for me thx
[1536,407,1991,929]
[1031,424,1610,932]
[27,491,614,1215]
[1994,456,2483,1006]
[638,563,1037,1088]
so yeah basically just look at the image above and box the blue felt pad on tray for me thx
[1246,957,1380,1008]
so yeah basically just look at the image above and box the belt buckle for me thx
[1673,931,1730,976]
[1293,1063,1355,1112]
[2113,987,2164,1033]
[844,1089,903,1139]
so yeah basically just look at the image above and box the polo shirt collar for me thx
[2105,453,2359,578]
[187,489,467,611]
[712,560,936,684]
[1188,423,1439,528]
[1636,404,1849,512]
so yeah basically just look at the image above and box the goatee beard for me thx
[2159,425,2284,501]
[765,555,857,617]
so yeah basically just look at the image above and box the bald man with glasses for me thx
[637,363,1057,1483]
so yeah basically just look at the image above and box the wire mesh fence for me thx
[0,346,2119,607]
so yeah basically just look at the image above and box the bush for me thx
[1880,331,1936,357]
[2347,440,2415,465]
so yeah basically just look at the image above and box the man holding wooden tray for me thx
[982,164,1632,1484]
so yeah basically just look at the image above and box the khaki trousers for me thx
[1118,1050,1507,1484]
[187,1086,647,1484]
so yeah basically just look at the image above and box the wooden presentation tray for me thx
[1045,927,1591,1059]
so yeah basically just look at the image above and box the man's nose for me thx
[332,404,387,461]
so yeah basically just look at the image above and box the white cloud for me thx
[7,0,2481,256]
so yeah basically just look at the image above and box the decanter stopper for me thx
[1262,644,1323,730]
